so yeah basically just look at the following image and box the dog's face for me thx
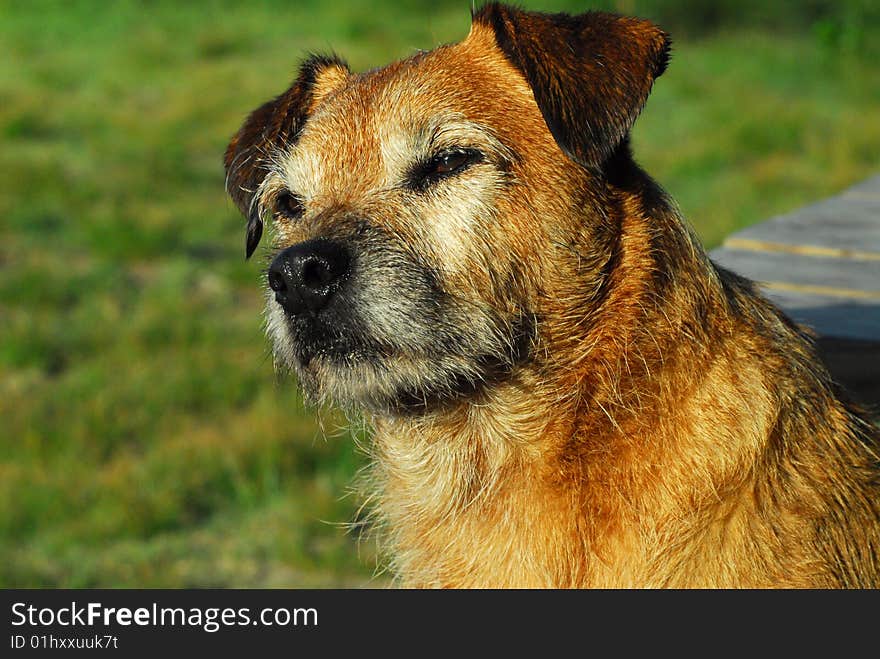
[224,4,669,414]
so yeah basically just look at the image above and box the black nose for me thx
[267,239,351,315]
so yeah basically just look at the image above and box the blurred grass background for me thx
[1,0,878,587]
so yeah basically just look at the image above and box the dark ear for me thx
[473,3,670,169]
[224,54,349,259]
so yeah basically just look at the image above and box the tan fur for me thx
[225,5,880,588]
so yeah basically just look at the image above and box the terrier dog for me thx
[224,3,880,587]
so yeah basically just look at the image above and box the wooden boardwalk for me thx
[710,174,880,407]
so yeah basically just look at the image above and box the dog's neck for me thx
[364,168,774,587]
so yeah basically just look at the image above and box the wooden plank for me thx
[723,195,880,258]
[710,247,880,298]
[752,288,880,343]
[842,173,880,201]
[722,237,880,262]
[711,175,880,406]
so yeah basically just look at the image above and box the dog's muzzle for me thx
[267,238,351,316]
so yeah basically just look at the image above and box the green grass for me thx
[1,0,878,587]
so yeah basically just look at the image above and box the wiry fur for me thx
[225,4,880,587]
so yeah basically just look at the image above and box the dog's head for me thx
[224,3,670,414]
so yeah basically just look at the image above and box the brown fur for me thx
[224,4,880,588]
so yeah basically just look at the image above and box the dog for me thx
[224,3,880,587]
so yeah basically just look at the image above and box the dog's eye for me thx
[275,191,304,220]
[411,148,483,189]
[431,150,473,175]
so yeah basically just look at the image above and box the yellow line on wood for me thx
[724,237,880,262]
[760,281,880,301]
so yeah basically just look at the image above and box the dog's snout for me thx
[268,239,350,315]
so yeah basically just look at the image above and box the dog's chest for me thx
[372,422,648,588]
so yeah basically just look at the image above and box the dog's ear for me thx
[472,3,670,169]
[224,55,350,259]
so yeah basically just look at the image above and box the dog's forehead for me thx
[284,26,542,190]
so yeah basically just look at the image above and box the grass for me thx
[1,0,878,587]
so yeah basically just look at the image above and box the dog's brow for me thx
[416,120,519,175]
[427,119,511,157]
[274,146,325,201]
